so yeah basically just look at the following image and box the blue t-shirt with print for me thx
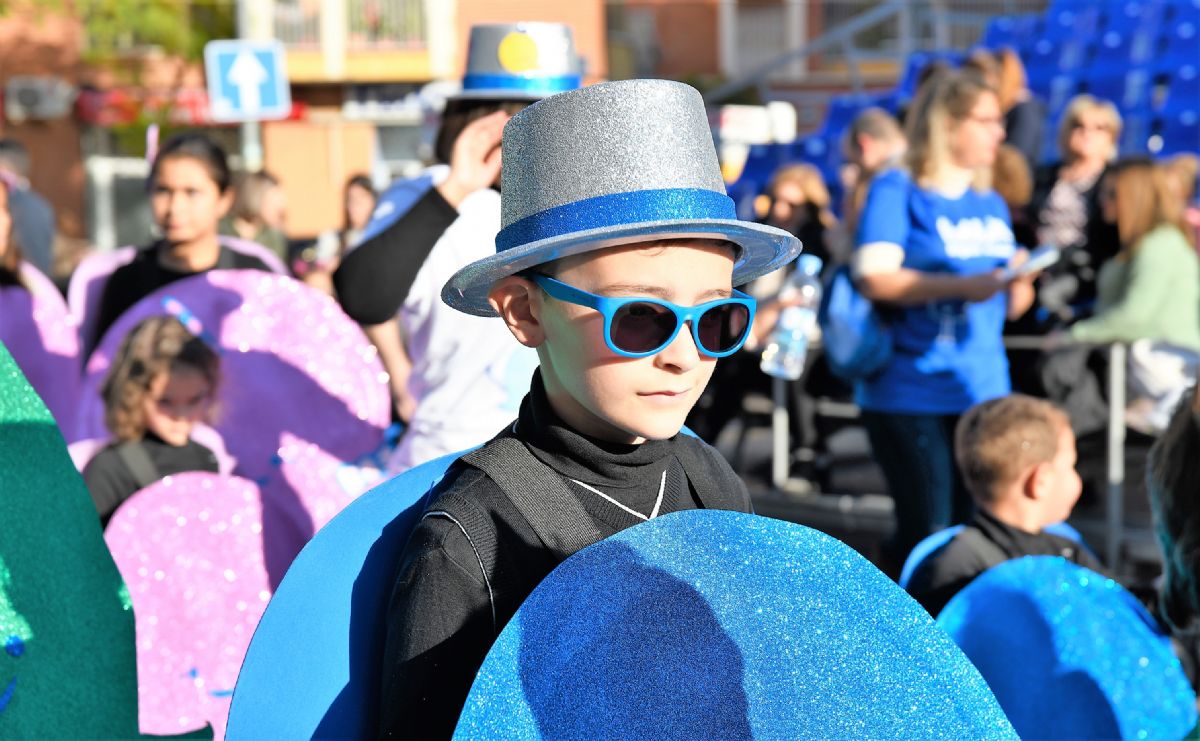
[854,169,1015,414]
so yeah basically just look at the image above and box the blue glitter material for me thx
[4,635,24,658]
[455,510,1016,739]
[494,188,736,252]
[0,677,15,713]
[461,73,581,95]
[938,556,1197,739]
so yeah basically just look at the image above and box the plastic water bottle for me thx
[760,254,824,380]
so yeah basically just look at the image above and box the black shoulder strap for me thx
[116,440,160,492]
[461,437,605,561]
[956,527,1011,572]
[673,435,753,513]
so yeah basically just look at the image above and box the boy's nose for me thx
[654,322,702,372]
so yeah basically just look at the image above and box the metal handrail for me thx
[704,0,909,105]
[767,337,1131,573]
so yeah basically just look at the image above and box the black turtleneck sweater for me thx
[377,374,751,738]
[905,507,1105,617]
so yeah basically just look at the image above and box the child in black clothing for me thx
[377,79,801,737]
[905,394,1101,616]
[83,315,220,526]
[90,133,274,352]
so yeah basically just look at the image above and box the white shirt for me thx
[387,185,538,472]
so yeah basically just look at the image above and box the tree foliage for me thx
[78,0,236,62]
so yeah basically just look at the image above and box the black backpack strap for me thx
[422,487,505,633]
[116,440,160,492]
[673,436,753,513]
[461,436,605,561]
[956,527,1011,573]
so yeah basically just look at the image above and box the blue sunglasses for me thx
[531,275,756,359]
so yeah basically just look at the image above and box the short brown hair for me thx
[0,180,24,288]
[100,316,220,442]
[955,394,1070,503]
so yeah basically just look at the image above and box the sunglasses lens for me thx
[697,302,750,354]
[611,301,678,354]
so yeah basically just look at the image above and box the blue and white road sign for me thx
[204,40,291,123]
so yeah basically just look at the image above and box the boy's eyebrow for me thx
[599,283,734,301]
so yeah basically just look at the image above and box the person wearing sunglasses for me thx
[377,79,800,737]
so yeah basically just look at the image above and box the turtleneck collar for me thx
[515,369,680,490]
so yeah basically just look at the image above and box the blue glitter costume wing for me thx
[938,555,1197,740]
[456,509,1016,740]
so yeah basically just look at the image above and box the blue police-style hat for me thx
[454,23,582,101]
[442,79,803,316]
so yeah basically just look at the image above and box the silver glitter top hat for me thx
[456,23,582,100]
[442,79,803,316]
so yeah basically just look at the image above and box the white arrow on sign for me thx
[227,50,268,115]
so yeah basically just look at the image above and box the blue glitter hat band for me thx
[495,188,737,253]
[461,73,582,96]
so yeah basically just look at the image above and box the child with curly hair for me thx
[83,315,220,526]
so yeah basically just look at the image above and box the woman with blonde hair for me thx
[1029,95,1123,310]
[852,69,1036,569]
[761,162,838,266]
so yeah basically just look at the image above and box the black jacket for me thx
[377,373,751,738]
[906,508,1105,617]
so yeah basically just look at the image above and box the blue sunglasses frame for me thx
[531,275,757,359]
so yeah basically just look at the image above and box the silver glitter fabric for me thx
[938,555,1198,739]
[500,80,727,225]
[455,509,1016,739]
[459,23,580,88]
[442,79,803,316]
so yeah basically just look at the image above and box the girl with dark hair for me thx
[83,315,221,526]
[300,174,378,295]
[1148,381,1200,696]
[90,132,275,350]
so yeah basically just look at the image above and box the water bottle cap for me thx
[797,254,824,275]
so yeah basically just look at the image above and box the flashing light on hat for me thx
[456,23,582,100]
[441,79,803,316]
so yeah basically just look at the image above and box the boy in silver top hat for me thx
[379,79,801,736]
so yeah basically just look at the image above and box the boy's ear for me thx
[1024,460,1052,502]
[489,276,546,348]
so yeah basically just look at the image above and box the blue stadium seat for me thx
[895,50,966,100]
[1159,62,1200,114]
[1156,108,1200,155]
[1080,66,1153,112]
[982,14,1042,49]
[1159,16,1200,62]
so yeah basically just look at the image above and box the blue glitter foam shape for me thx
[226,449,468,739]
[938,556,1197,740]
[455,509,1016,740]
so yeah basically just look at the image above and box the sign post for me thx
[204,39,291,170]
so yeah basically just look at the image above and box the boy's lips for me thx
[639,389,689,398]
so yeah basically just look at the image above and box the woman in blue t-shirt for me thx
[852,69,1036,568]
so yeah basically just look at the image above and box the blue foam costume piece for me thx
[225,449,470,739]
[455,509,1016,739]
[898,521,1089,589]
[938,556,1198,740]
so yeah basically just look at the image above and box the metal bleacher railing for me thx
[768,338,1135,574]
